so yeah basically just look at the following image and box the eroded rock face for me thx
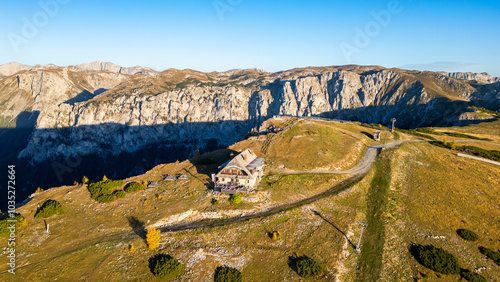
[442,72,500,84]
[0,63,496,165]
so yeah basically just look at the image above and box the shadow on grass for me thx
[127,216,146,243]
[287,253,300,275]
[361,131,374,139]
[312,210,357,249]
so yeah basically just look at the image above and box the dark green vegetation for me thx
[113,190,127,198]
[34,200,64,219]
[479,246,500,266]
[229,194,242,205]
[214,267,243,282]
[460,269,487,282]
[413,245,460,275]
[0,214,25,237]
[356,152,391,281]
[457,229,479,241]
[88,179,124,200]
[124,182,144,193]
[435,142,500,161]
[294,255,324,278]
[398,127,493,141]
[95,194,117,203]
[472,106,500,119]
[211,199,220,205]
[151,255,183,279]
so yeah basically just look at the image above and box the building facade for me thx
[213,149,265,194]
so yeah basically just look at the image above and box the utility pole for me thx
[391,118,397,132]
[356,221,368,252]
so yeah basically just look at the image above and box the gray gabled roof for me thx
[217,149,264,177]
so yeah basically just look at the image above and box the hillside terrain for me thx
[1,117,499,281]
[0,62,499,209]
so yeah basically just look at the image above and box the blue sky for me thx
[1,0,499,76]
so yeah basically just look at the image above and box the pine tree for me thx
[129,244,135,252]
[443,138,448,147]
[146,228,161,250]
[82,176,89,184]
[102,175,108,182]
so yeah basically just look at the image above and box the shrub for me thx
[114,190,127,198]
[0,214,26,237]
[479,246,500,266]
[460,269,487,282]
[211,199,219,205]
[96,194,117,203]
[414,245,460,274]
[295,255,323,278]
[34,200,64,219]
[146,228,161,250]
[214,267,242,282]
[152,255,183,279]
[457,229,479,241]
[124,182,144,193]
[229,194,242,205]
[88,179,124,199]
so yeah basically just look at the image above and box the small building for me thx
[213,149,265,194]
[178,174,189,180]
[164,175,177,181]
[148,182,159,188]
[374,131,381,142]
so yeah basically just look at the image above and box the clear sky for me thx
[1,0,499,76]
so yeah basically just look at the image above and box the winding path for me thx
[159,138,499,233]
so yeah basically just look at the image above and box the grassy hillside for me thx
[1,118,499,281]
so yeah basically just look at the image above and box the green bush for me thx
[415,245,460,275]
[460,269,487,282]
[295,256,324,278]
[457,229,479,241]
[152,256,183,279]
[229,194,242,205]
[114,190,126,198]
[34,200,64,219]
[479,246,500,266]
[88,179,124,199]
[0,214,25,237]
[211,199,220,205]
[214,267,242,282]
[124,182,144,193]
[96,194,117,203]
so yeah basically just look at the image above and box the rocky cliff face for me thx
[16,66,499,166]
[442,72,500,84]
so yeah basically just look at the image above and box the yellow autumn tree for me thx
[146,228,161,250]
[272,231,281,240]
[102,175,108,182]
[451,140,457,150]
[82,176,89,184]
[129,244,135,252]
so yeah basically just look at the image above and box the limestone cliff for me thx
[0,62,498,166]
[15,66,499,165]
